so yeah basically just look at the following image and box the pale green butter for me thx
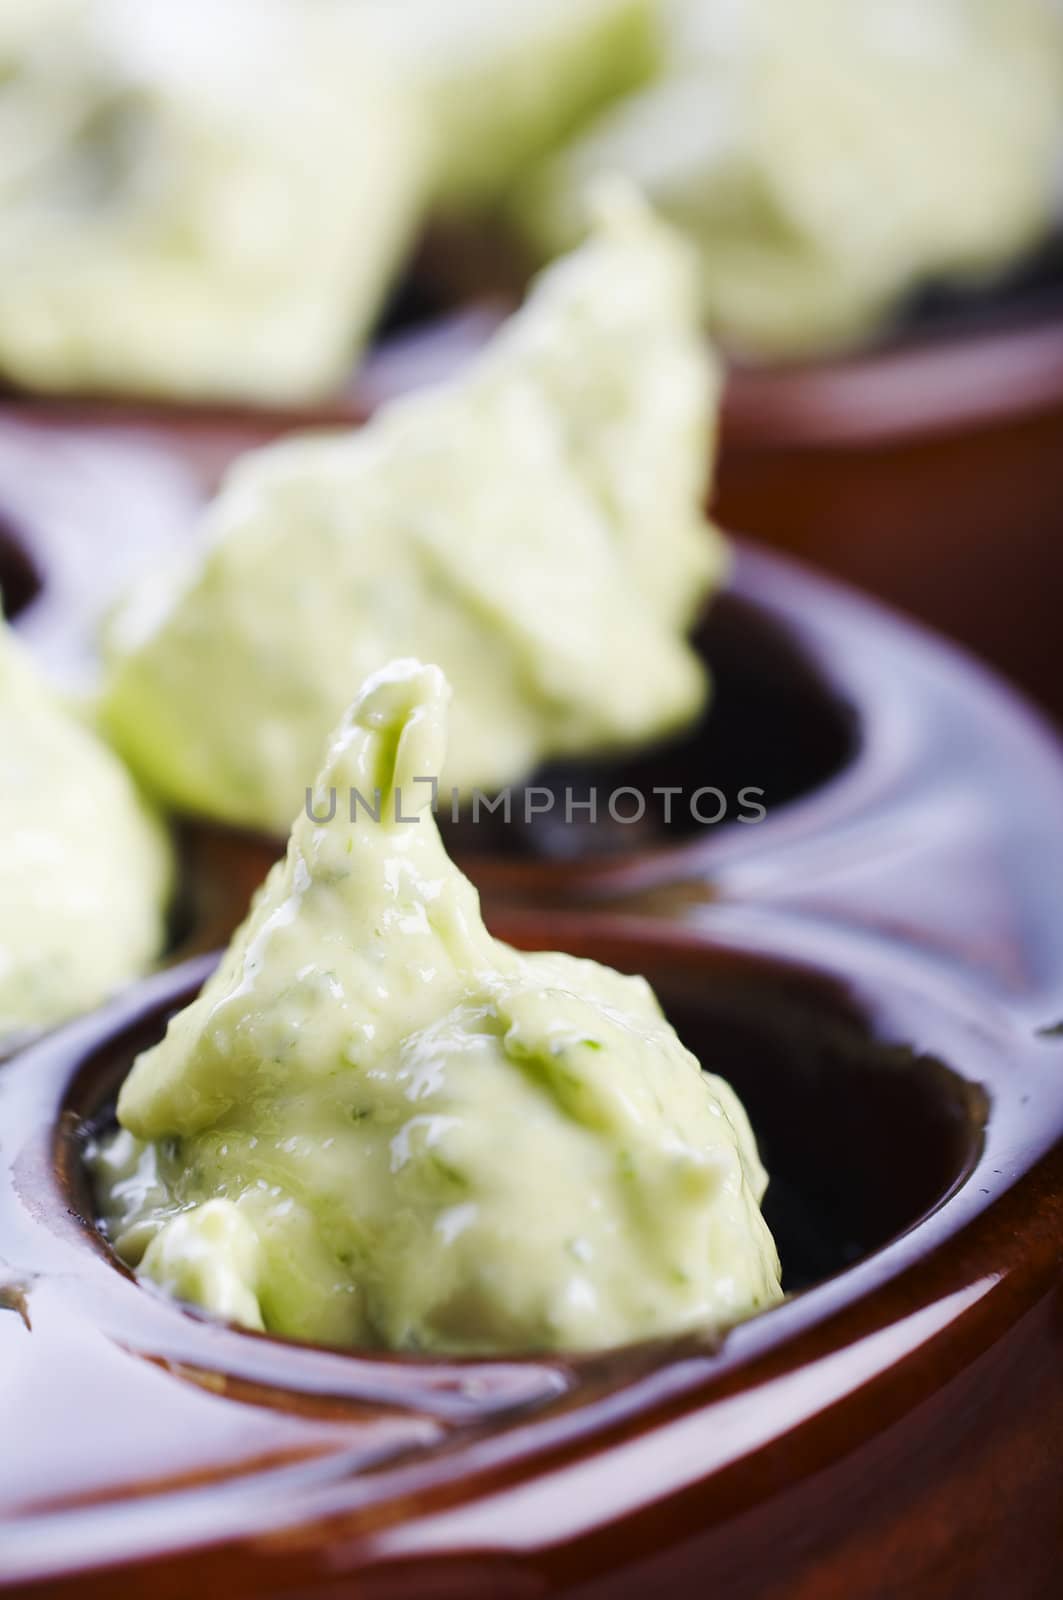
[100,190,727,835]
[93,661,781,1352]
[0,619,172,1042]
[517,0,1063,355]
[0,0,426,403]
[360,0,661,210]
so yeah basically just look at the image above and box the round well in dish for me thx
[0,513,40,621]
[3,543,1062,1589]
[1,903,1059,1593]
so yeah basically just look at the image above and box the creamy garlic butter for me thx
[93,661,781,1353]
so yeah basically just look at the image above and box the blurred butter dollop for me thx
[360,0,662,209]
[0,0,426,402]
[0,617,171,1044]
[516,0,1063,356]
[100,190,726,835]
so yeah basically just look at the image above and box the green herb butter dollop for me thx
[93,660,781,1353]
[101,190,727,834]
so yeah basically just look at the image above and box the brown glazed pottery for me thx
[1,537,1062,1596]
[716,307,1063,726]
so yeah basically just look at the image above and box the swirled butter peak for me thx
[93,661,781,1353]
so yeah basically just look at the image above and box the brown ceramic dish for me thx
[716,309,1063,726]
[1,541,1062,1595]
[0,914,1061,1597]
[1,255,1062,1592]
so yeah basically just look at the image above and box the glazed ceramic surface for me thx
[1,540,1061,1597]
